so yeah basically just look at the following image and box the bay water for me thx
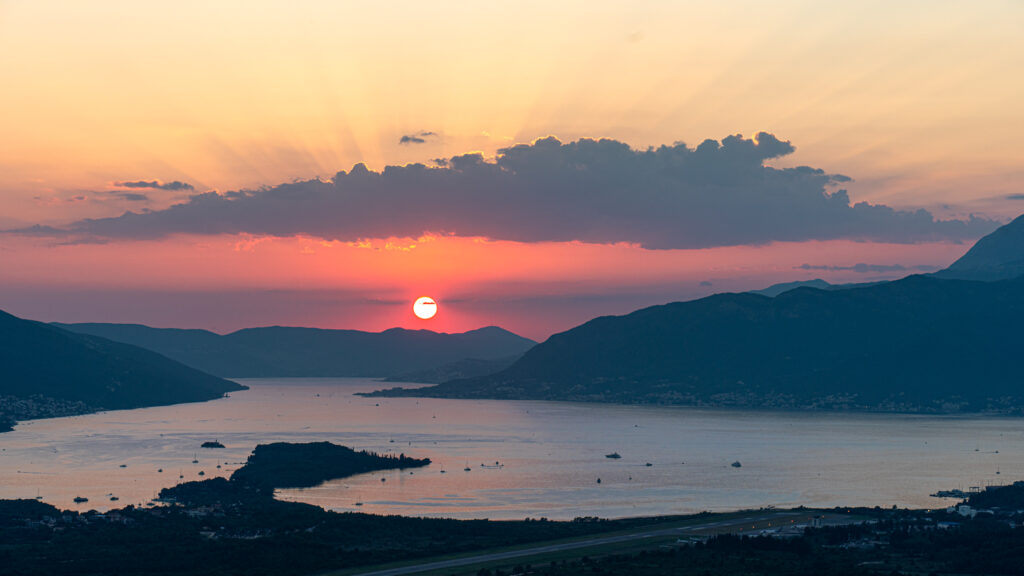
[0,378,1016,520]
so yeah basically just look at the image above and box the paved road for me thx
[346,511,844,576]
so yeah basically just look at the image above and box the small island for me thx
[232,441,429,490]
[200,440,225,448]
[161,441,430,505]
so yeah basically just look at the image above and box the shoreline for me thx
[0,387,248,435]
[359,385,1024,418]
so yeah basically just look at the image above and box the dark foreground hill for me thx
[53,323,536,378]
[369,274,1024,413]
[0,310,244,431]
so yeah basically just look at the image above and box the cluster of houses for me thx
[22,509,136,529]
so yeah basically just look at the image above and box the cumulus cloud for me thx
[399,131,438,145]
[797,263,939,274]
[114,180,195,191]
[9,133,1000,248]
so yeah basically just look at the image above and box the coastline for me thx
[360,384,1024,417]
[0,386,248,434]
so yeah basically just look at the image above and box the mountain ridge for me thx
[54,322,536,378]
[367,273,1024,413]
[935,214,1024,281]
[0,310,244,431]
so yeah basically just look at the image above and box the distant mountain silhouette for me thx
[748,279,834,297]
[54,323,536,378]
[935,214,1024,281]
[749,213,1024,295]
[0,310,244,430]
[750,278,895,297]
[368,274,1024,413]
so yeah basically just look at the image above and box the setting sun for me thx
[413,296,438,320]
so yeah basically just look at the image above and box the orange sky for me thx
[1,1,1021,338]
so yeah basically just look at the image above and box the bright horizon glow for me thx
[0,233,972,340]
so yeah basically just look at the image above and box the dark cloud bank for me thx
[14,134,998,248]
[114,180,195,191]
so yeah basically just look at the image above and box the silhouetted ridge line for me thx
[53,322,536,378]
[936,213,1024,281]
[0,310,244,431]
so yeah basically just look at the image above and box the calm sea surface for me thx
[0,378,1018,520]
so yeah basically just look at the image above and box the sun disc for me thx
[413,296,437,319]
